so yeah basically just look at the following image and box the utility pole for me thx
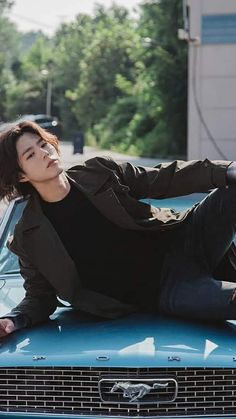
[46,78,52,116]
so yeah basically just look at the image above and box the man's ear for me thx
[18,172,29,183]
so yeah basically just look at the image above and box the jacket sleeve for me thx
[2,237,58,330]
[96,157,232,199]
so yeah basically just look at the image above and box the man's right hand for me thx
[0,319,15,337]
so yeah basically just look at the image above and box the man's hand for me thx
[0,319,15,337]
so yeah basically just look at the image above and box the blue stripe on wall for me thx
[202,14,236,44]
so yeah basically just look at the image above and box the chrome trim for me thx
[0,199,15,239]
[2,414,236,418]
[98,377,178,404]
[168,356,181,362]
[1,367,236,417]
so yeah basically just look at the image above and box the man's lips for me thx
[47,159,58,168]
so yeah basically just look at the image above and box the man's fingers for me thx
[0,326,8,337]
[5,324,15,333]
[0,319,15,336]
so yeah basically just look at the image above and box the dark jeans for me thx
[158,186,236,320]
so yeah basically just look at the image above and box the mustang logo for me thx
[110,381,168,403]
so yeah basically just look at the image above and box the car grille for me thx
[0,367,236,416]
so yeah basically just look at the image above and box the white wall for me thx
[187,0,236,161]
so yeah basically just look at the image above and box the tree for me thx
[93,0,187,158]
[0,0,20,121]
[0,0,187,158]
[66,5,139,133]
[0,0,13,14]
[5,36,55,119]
[52,14,94,139]
[138,0,187,156]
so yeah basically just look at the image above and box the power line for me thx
[11,12,52,29]
[182,0,228,159]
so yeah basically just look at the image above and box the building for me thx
[187,0,236,160]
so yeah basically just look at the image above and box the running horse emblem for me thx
[110,381,169,402]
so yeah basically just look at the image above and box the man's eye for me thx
[41,142,47,147]
[27,153,34,160]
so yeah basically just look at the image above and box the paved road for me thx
[60,143,168,169]
[0,143,168,218]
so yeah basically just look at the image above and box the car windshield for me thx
[35,117,53,124]
[0,200,27,275]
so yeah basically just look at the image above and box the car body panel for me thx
[1,302,236,368]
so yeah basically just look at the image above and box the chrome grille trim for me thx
[0,367,236,416]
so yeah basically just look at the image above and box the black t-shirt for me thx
[40,181,173,311]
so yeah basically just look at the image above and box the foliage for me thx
[52,14,94,139]
[0,0,20,121]
[67,5,139,134]
[1,0,187,157]
[4,36,55,119]
[0,0,13,14]
[138,0,187,156]
[89,0,187,157]
[18,31,48,57]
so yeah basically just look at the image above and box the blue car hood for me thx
[1,279,236,368]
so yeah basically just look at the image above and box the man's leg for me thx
[158,250,236,320]
[158,186,236,320]
[184,186,236,274]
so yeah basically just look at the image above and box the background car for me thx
[0,114,62,138]
[1,193,236,419]
[18,114,62,138]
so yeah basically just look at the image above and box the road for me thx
[0,143,168,218]
[59,143,168,169]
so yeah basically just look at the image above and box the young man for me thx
[1,120,236,338]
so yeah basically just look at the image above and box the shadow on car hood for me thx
[1,305,236,368]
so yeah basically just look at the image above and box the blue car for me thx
[0,193,236,419]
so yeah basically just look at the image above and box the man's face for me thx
[16,132,63,185]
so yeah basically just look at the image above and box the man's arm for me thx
[90,157,232,199]
[120,159,232,199]
[0,253,58,335]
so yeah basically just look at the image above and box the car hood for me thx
[1,278,236,368]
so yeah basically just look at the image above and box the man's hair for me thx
[0,120,60,202]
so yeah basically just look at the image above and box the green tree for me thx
[52,14,94,139]
[0,0,20,121]
[19,31,47,57]
[1,0,187,158]
[5,36,55,119]
[66,5,139,133]
[93,0,187,158]
[138,0,187,156]
[0,0,13,14]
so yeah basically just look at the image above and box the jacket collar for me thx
[66,165,110,195]
[18,167,110,233]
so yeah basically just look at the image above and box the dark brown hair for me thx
[0,120,60,202]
